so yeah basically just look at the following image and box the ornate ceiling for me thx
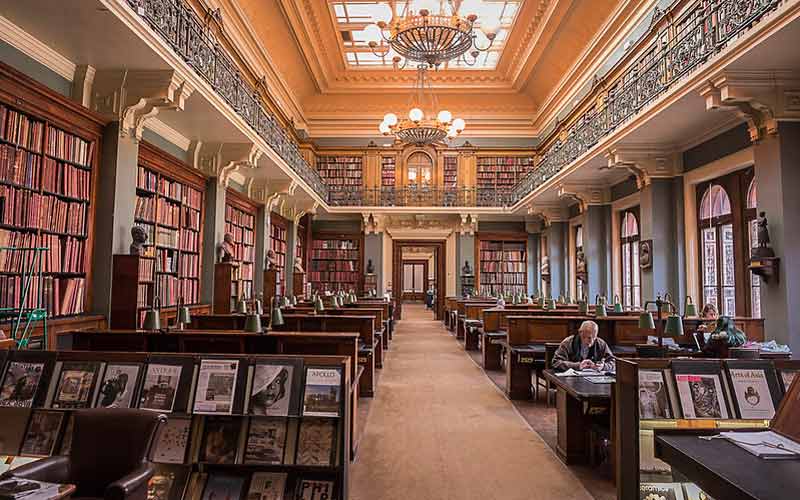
[231,0,644,141]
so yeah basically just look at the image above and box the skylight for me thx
[330,1,524,70]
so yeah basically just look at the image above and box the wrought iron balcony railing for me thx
[509,0,781,205]
[327,187,516,208]
[126,0,329,200]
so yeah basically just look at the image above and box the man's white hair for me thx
[579,320,599,335]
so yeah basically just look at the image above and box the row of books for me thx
[0,186,40,228]
[0,145,40,189]
[318,177,362,186]
[0,230,84,274]
[310,261,356,272]
[309,272,359,283]
[157,275,179,307]
[225,205,255,228]
[180,253,200,279]
[135,197,155,222]
[0,106,45,152]
[312,240,358,250]
[159,177,184,202]
[137,167,158,192]
[479,250,525,261]
[479,284,526,296]
[0,276,84,315]
[157,198,181,227]
[157,248,179,274]
[0,356,341,416]
[225,224,254,246]
[40,196,86,236]
[179,229,199,254]
[239,262,254,281]
[42,157,91,201]
[182,206,200,231]
[46,128,93,168]
[156,227,179,249]
[381,157,396,187]
[137,283,150,308]
[139,257,155,282]
[183,187,202,211]
[481,262,526,273]
[310,250,359,261]
[180,277,200,305]
[443,156,458,188]
[40,235,84,274]
[637,360,797,421]
[479,273,525,285]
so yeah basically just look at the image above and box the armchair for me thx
[9,408,163,500]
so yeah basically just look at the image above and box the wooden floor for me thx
[349,303,595,500]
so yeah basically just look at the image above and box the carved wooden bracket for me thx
[556,183,610,214]
[527,203,566,226]
[604,147,681,189]
[92,70,194,141]
[458,213,477,235]
[189,142,263,185]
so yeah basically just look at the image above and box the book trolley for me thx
[0,349,352,500]
[614,357,800,500]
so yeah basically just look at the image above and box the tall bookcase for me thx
[225,190,258,300]
[0,63,105,321]
[270,212,289,295]
[310,233,363,294]
[476,156,535,197]
[443,155,458,189]
[476,234,528,296]
[316,155,363,204]
[381,156,396,187]
[128,144,205,325]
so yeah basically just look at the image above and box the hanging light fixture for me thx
[378,65,466,146]
[366,0,498,69]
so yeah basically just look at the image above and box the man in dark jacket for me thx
[552,320,615,372]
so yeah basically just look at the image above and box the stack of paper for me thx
[718,431,800,459]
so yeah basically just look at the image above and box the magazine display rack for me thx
[614,357,800,500]
[0,350,352,500]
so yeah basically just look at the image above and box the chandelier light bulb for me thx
[383,113,398,126]
[452,118,466,131]
[447,126,457,138]
[481,18,500,36]
[437,110,452,124]
[413,0,440,15]
[379,121,390,134]
[363,24,383,44]
[409,108,424,122]
[372,4,393,24]
[459,0,483,17]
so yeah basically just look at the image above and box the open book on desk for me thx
[715,431,800,459]
[556,368,614,377]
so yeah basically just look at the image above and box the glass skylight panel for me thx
[329,0,524,70]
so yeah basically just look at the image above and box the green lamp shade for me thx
[314,296,325,314]
[177,306,191,325]
[244,313,262,333]
[236,298,248,315]
[270,306,284,328]
[639,311,656,330]
[664,314,684,337]
[613,295,623,313]
[595,305,607,318]
[578,301,588,315]
[142,308,160,331]
[684,296,698,318]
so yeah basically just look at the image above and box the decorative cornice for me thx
[145,118,192,151]
[0,14,76,81]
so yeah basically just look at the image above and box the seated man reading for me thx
[552,320,615,372]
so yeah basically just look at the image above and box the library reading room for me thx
[1,1,800,499]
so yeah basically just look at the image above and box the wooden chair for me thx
[544,342,560,406]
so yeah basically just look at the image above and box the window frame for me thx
[620,208,642,310]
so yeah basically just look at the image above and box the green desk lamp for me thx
[142,296,161,331]
[313,295,325,314]
[253,294,264,316]
[577,295,588,315]
[613,294,624,313]
[263,296,283,331]
[683,295,698,318]
[639,294,681,347]
[175,296,191,331]
[595,295,607,318]
[235,296,248,315]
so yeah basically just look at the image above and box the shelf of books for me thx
[0,63,106,321]
[476,235,527,296]
[316,156,363,205]
[380,156,396,187]
[270,212,289,296]
[476,156,535,200]
[225,190,258,300]
[310,234,363,294]
[615,357,800,500]
[442,155,458,190]
[126,144,205,327]
[0,349,352,500]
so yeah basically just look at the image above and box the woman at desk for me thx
[552,320,616,372]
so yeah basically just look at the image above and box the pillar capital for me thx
[92,69,195,140]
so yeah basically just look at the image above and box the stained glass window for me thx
[699,184,735,315]
[575,225,584,300]
[621,210,641,310]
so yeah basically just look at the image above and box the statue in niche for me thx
[753,212,775,258]
[461,260,473,276]
[366,259,375,274]
[217,233,235,263]
[265,249,278,270]
[576,250,587,275]
[293,256,305,273]
[130,225,148,256]
[540,255,550,275]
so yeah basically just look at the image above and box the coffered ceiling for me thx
[232,0,643,141]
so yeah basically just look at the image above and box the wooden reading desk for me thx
[655,432,800,500]
[542,369,613,465]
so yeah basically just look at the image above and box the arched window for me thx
[699,184,735,316]
[746,179,761,318]
[407,152,433,187]
[620,210,641,310]
[575,225,585,300]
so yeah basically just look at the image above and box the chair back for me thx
[636,344,666,358]
[69,408,163,496]
[545,342,560,369]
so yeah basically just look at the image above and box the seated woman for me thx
[697,303,718,333]
[552,320,616,372]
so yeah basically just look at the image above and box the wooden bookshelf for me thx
[0,62,105,321]
[443,155,458,189]
[310,233,364,294]
[317,155,363,204]
[475,233,527,296]
[381,156,396,187]
[270,212,289,295]
[129,143,205,326]
[225,189,258,300]
[476,156,535,195]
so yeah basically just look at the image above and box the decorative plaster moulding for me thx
[0,14,76,81]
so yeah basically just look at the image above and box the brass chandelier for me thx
[378,65,465,146]
[366,0,498,69]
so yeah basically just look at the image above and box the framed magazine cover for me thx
[724,360,783,420]
[95,362,143,409]
[192,358,243,415]
[295,417,338,467]
[20,410,64,457]
[638,369,673,419]
[301,366,343,418]
[50,361,103,409]
[671,360,732,420]
[248,358,304,417]
[139,356,195,413]
[244,417,289,465]
[0,350,56,408]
